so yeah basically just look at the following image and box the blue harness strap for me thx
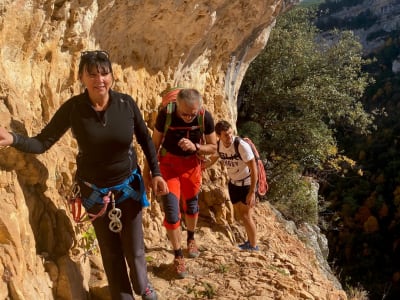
[81,169,149,210]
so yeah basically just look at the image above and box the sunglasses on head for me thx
[80,50,109,59]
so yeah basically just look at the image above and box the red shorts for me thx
[159,153,202,229]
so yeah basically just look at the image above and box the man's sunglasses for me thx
[180,112,198,119]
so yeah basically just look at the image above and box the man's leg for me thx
[166,227,182,250]
[181,158,202,258]
[159,172,183,253]
[184,199,200,258]
[167,224,187,279]
[161,193,187,278]
[161,192,183,251]
[235,201,257,248]
[185,213,198,233]
[159,154,188,278]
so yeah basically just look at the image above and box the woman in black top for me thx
[0,51,167,300]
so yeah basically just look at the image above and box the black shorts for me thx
[228,181,250,205]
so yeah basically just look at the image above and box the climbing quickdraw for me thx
[68,183,87,223]
[67,183,110,224]
[67,182,123,233]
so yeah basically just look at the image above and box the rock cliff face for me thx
[0,1,346,299]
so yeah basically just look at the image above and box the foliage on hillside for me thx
[320,20,400,300]
[237,7,373,224]
[239,1,400,299]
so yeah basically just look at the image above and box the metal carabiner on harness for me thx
[108,193,122,233]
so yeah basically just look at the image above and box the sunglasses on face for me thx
[180,112,198,119]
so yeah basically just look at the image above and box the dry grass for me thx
[346,283,369,300]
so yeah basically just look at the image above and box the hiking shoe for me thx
[239,241,259,251]
[187,239,199,258]
[238,241,250,249]
[174,256,187,279]
[142,283,157,300]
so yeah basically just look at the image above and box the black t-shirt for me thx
[11,90,161,187]
[155,105,215,156]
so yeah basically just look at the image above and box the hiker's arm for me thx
[197,132,217,155]
[9,100,72,153]
[246,158,258,207]
[143,128,163,177]
[143,128,167,195]
[152,129,163,153]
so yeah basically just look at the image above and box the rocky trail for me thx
[123,203,347,300]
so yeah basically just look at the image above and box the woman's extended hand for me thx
[0,127,13,147]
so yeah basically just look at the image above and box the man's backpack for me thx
[219,137,269,197]
[159,87,205,156]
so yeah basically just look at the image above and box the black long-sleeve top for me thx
[11,89,161,187]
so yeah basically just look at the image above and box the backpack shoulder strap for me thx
[197,107,205,136]
[163,102,175,135]
[234,137,242,160]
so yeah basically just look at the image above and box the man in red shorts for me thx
[149,88,216,278]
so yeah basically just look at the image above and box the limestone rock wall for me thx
[0,1,346,299]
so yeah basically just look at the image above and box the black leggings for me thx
[91,198,149,300]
